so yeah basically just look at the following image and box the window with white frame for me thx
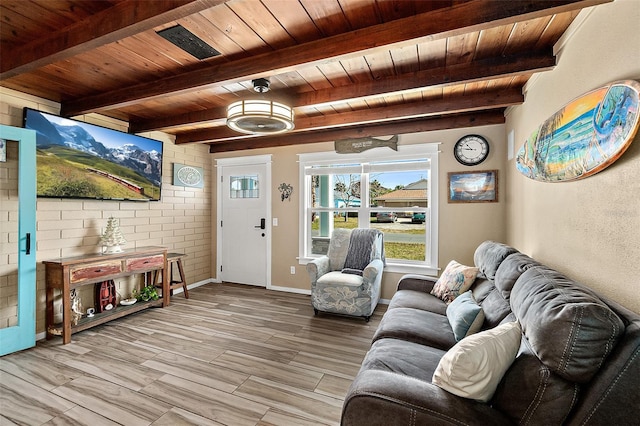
[298,144,439,275]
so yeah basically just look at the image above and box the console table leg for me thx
[45,286,54,340]
[62,288,72,344]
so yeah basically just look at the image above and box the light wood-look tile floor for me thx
[0,283,386,426]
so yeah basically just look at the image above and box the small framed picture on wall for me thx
[448,170,498,203]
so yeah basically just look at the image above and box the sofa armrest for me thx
[342,370,512,426]
[397,274,438,293]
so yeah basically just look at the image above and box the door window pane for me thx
[0,141,18,328]
[230,175,258,198]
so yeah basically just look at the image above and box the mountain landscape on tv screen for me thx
[27,110,162,200]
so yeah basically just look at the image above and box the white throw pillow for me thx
[432,321,522,402]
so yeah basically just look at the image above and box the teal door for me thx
[0,125,37,356]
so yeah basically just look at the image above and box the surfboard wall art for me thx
[516,80,640,182]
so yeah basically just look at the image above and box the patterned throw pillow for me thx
[431,260,479,304]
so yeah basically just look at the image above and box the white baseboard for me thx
[267,284,311,295]
[171,277,216,294]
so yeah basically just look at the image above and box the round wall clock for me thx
[454,135,490,166]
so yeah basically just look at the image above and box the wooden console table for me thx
[44,246,168,344]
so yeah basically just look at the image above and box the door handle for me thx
[26,233,31,255]
[254,218,266,230]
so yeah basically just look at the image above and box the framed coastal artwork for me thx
[516,80,640,182]
[448,170,498,203]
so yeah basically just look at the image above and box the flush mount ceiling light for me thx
[227,78,295,135]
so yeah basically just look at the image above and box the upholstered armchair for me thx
[307,228,384,321]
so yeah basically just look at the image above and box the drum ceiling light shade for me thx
[226,78,295,135]
[227,99,294,134]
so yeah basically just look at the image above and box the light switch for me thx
[273,218,278,226]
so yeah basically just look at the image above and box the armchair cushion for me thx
[318,271,363,287]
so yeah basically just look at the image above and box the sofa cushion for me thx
[470,277,494,304]
[387,289,447,315]
[361,338,446,382]
[479,288,512,329]
[431,260,478,304]
[473,241,519,282]
[446,290,485,341]
[432,321,522,403]
[510,266,625,383]
[492,337,579,425]
[373,307,456,350]
[494,252,541,300]
[475,253,540,330]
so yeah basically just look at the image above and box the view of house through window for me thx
[299,145,438,272]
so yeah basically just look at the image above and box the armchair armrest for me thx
[362,258,384,284]
[306,256,330,287]
[397,274,438,293]
[342,370,512,426]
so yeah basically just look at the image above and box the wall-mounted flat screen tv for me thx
[23,108,163,201]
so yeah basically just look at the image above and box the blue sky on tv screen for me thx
[37,111,161,153]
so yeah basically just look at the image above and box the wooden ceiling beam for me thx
[296,49,554,107]
[0,0,225,80]
[62,0,607,116]
[207,110,506,153]
[130,49,554,133]
[176,89,523,144]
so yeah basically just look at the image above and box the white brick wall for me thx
[1,87,213,333]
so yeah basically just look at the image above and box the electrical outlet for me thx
[290,266,295,274]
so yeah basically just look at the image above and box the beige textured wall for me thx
[0,88,213,333]
[212,124,507,300]
[505,0,640,312]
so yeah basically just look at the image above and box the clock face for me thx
[454,135,490,166]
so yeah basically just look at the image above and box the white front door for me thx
[217,156,271,287]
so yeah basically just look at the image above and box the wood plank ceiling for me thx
[0,0,611,153]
